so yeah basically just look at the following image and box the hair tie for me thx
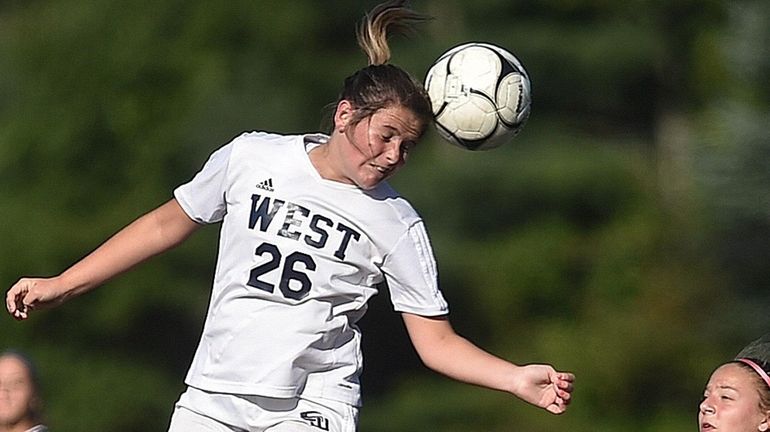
[737,358,770,389]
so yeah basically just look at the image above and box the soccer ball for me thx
[424,42,531,151]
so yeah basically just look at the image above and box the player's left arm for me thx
[401,312,574,414]
[6,199,200,320]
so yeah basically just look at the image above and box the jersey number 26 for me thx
[247,242,316,300]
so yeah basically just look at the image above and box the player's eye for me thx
[0,379,25,390]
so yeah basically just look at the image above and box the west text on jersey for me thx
[249,194,361,260]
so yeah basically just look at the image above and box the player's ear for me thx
[758,412,769,432]
[334,100,354,133]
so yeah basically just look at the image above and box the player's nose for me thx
[699,398,715,415]
[382,140,404,165]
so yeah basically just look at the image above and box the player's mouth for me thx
[700,421,715,432]
[371,163,394,177]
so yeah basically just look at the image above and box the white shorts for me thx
[167,386,358,432]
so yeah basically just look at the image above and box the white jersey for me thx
[174,131,448,407]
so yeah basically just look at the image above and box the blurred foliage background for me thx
[1,0,769,430]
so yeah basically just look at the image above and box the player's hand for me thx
[6,277,66,320]
[511,364,575,414]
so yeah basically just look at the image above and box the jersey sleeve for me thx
[173,141,234,224]
[382,221,449,316]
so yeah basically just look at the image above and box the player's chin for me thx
[357,179,384,190]
[356,171,392,190]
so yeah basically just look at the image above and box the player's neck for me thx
[307,140,344,183]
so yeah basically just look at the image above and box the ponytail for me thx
[357,0,428,66]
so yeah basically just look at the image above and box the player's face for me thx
[337,102,423,190]
[0,356,36,425]
[699,363,769,432]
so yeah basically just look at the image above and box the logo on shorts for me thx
[300,411,330,431]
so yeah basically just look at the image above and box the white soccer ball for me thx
[425,42,531,151]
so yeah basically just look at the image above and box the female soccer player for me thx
[6,1,574,430]
[699,335,770,432]
[0,351,48,432]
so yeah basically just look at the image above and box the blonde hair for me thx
[357,0,428,66]
[332,1,433,133]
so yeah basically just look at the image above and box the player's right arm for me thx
[402,312,574,414]
[6,198,200,320]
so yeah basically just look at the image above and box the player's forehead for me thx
[369,105,424,138]
[706,363,754,391]
[0,356,31,380]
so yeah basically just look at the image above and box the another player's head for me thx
[699,335,770,432]
[0,350,44,429]
[327,0,433,190]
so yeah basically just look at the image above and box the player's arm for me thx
[6,198,201,320]
[401,312,574,414]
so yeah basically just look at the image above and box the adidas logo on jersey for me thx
[256,178,274,192]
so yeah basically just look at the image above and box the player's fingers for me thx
[545,398,567,415]
[12,309,29,321]
[6,280,30,313]
[550,371,574,383]
[5,292,15,314]
[547,370,571,386]
[552,372,574,390]
[557,377,574,392]
[7,278,47,317]
[549,372,574,405]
